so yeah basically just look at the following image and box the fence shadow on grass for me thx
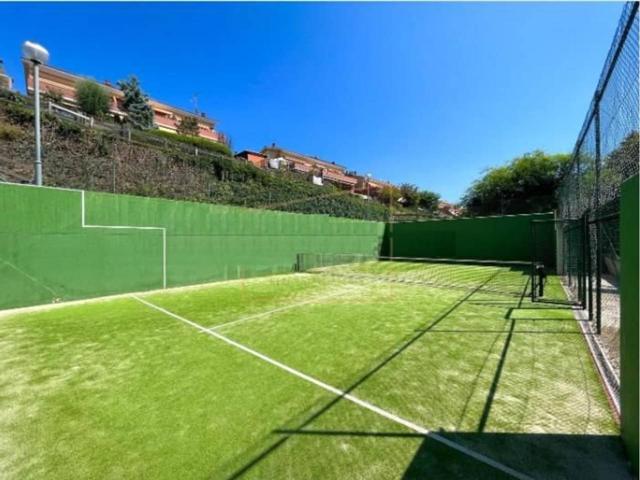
[268,428,631,480]
[223,273,504,479]
[222,272,628,479]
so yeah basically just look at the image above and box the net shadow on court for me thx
[219,257,627,479]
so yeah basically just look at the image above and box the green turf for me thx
[0,261,630,479]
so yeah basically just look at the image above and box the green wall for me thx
[381,212,555,264]
[620,175,639,473]
[0,184,559,311]
[0,183,384,309]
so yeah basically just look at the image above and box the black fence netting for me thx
[555,2,639,406]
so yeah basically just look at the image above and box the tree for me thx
[75,80,110,117]
[43,89,64,105]
[398,183,420,207]
[177,116,200,136]
[378,185,401,206]
[117,76,154,129]
[418,190,440,212]
[461,150,571,216]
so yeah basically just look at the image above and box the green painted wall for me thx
[0,183,384,309]
[381,212,555,264]
[620,174,639,473]
[0,184,560,311]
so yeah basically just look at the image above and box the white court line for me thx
[208,285,362,330]
[132,295,533,480]
[0,258,59,298]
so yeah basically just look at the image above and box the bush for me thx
[0,89,27,104]
[75,80,110,117]
[146,129,232,156]
[2,102,35,125]
[43,90,64,105]
[55,119,83,139]
[176,116,200,136]
[0,121,24,141]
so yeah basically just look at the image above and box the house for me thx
[0,60,12,90]
[437,201,463,217]
[261,144,358,191]
[353,175,392,199]
[235,150,268,169]
[22,61,227,144]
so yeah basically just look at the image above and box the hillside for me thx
[0,93,389,221]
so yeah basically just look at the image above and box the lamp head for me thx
[22,41,49,65]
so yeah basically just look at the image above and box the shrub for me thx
[43,89,64,105]
[0,121,24,141]
[146,129,232,156]
[2,102,35,125]
[75,80,110,117]
[0,89,27,104]
[176,116,200,136]
[55,119,83,139]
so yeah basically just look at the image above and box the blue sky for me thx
[0,2,623,201]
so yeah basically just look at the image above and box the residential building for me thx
[353,175,393,198]
[438,201,463,217]
[0,59,12,90]
[261,144,358,191]
[22,61,227,144]
[235,150,268,169]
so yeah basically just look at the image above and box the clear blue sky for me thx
[0,2,623,201]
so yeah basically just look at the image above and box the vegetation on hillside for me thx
[378,183,441,214]
[461,150,571,216]
[0,95,389,221]
[146,129,232,157]
[75,80,110,117]
[0,90,450,221]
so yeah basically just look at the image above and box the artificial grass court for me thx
[0,260,630,479]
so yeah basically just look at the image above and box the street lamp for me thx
[22,41,49,186]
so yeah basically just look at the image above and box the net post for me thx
[530,220,536,301]
[530,240,534,301]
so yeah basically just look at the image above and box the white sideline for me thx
[132,295,532,480]
[81,191,167,288]
[208,285,361,330]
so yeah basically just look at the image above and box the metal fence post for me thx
[581,215,587,308]
[594,97,602,334]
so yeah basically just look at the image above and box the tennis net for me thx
[296,253,532,298]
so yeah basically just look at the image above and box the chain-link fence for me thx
[556,2,639,404]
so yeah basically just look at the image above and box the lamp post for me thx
[22,41,49,186]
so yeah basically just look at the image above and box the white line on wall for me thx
[81,191,167,289]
